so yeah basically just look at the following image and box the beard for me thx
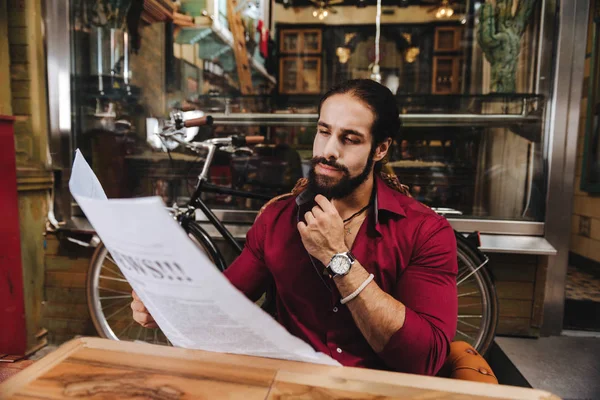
[308,150,375,199]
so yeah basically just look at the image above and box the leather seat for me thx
[437,341,498,384]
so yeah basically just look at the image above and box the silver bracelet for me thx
[340,274,374,305]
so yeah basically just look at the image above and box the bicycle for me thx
[86,111,499,354]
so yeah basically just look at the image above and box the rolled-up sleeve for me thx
[377,217,458,375]
[224,213,272,302]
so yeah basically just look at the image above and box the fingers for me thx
[131,299,149,313]
[131,292,158,328]
[314,194,337,214]
[133,310,158,329]
[311,205,325,218]
[297,221,308,236]
[304,211,316,224]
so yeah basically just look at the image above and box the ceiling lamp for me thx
[313,7,328,20]
[435,0,454,19]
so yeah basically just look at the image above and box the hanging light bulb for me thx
[318,11,325,20]
[446,7,454,17]
[313,10,318,17]
[370,0,382,83]
[323,10,328,17]
[370,64,381,83]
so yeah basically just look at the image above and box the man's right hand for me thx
[131,290,158,329]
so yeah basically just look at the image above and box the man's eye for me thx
[318,130,330,136]
[343,137,359,144]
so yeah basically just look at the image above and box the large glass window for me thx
[69,0,549,221]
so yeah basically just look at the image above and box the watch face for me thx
[330,255,351,275]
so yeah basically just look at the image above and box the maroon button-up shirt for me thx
[224,176,457,375]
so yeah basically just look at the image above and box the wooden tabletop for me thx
[0,337,560,399]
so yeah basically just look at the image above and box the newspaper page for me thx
[70,150,340,366]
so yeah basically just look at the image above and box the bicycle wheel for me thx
[86,222,226,345]
[454,234,499,355]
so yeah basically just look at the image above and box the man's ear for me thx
[373,138,392,162]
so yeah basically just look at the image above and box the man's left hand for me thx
[297,195,348,265]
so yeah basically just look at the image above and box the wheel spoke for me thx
[154,329,158,344]
[101,264,124,279]
[457,314,483,318]
[458,303,482,308]
[457,257,489,286]
[98,286,131,295]
[104,300,133,320]
[456,329,475,340]
[99,295,132,300]
[106,254,118,266]
[458,291,480,297]
[117,320,135,338]
[101,298,131,312]
[99,275,129,283]
[458,319,481,330]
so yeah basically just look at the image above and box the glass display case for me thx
[61,0,551,225]
[279,28,322,54]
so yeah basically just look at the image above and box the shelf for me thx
[176,20,276,85]
[477,235,556,255]
[208,112,542,128]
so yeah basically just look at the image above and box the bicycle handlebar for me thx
[231,135,265,147]
[184,115,214,128]
[244,136,265,145]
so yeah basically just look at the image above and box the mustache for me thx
[310,157,349,174]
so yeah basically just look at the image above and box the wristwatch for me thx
[325,251,355,278]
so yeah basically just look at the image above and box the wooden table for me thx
[0,337,560,399]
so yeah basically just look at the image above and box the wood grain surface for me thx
[0,337,560,399]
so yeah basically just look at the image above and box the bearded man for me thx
[132,79,458,376]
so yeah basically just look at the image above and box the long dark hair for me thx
[317,79,401,173]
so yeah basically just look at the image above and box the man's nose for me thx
[322,136,340,160]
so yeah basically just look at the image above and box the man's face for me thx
[308,93,379,199]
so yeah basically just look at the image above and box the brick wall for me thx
[7,0,49,167]
[570,4,600,265]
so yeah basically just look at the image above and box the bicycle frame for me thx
[185,178,273,255]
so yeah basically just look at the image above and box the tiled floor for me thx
[565,265,600,302]
[493,336,600,400]
[564,265,600,331]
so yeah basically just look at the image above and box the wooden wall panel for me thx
[487,253,542,337]
[43,233,97,344]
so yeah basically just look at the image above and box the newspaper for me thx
[69,150,340,366]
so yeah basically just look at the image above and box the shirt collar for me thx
[373,175,406,222]
[295,175,407,225]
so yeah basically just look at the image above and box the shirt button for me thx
[336,347,342,354]
[333,307,338,313]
